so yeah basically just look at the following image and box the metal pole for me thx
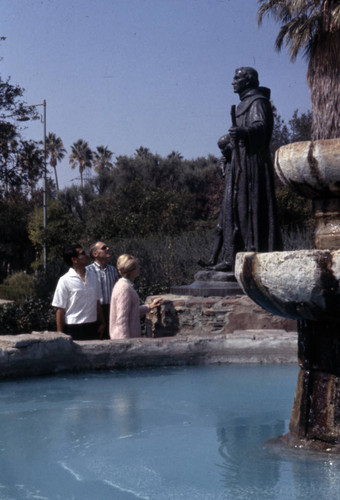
[17,100,48,274]
[43,99,47,275]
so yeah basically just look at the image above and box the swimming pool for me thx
[0,364,339,499]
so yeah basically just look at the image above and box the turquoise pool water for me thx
[0,364,339,499]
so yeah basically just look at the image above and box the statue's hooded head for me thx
[232,67,259,94]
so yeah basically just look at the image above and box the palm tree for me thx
[258,0,340,140]
[69,139,93,191]
[45,132,66,191]
[93,145,114,172]
[167,151,183,160]
[135,146,151,158]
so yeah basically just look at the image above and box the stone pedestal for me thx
[314,198,340,249]
[170,270,243,297]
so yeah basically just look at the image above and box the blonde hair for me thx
[117,254,139,277]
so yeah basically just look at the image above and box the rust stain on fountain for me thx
[307,141,328,192]
[317,252,339,316]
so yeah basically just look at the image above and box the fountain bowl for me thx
[235,250,340,323]
[275,138,340,199]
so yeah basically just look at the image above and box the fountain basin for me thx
[275,138,340,199]
[235,250,340,323]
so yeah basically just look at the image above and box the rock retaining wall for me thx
[146,294,296,337]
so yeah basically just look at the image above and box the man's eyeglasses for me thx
[100,245,109,250]
[78,250,86,256]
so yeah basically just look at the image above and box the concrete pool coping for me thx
[0,329,298,379]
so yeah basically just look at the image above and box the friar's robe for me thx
[222,86,282,266]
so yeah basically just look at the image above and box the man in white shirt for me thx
[52,244,105,340]
[87,241,120,339]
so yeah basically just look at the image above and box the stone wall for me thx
[146,294,296,337]
[0,330,297,379]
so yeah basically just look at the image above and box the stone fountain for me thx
[235,138,340,450]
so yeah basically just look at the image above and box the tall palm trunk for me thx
[54,165,59,191]
[307,30,340,140]
[51,161,59,191]
[80,165,84,206]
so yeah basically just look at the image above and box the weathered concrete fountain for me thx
[235,138,340,450]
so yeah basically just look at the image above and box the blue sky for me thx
[1,0,310,188]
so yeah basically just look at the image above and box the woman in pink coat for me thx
[109,254,162,339]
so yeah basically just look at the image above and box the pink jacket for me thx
[109,278,149,339]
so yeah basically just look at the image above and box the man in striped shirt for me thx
[87,241,120,339]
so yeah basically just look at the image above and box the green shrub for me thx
[0,272,36,301]
[106,230,214,300]
[276,185,313,229]
[0,296,56,335]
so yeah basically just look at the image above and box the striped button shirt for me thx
[86,262,120,305]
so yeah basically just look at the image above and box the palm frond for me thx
[331,4,340,30]
[258,0,293,26]
[258,0,340,60]
[258,0,340,139]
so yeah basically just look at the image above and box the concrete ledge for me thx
[0,330,298,379]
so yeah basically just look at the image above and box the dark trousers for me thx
[101,304,110,339]
[64,322,98,340]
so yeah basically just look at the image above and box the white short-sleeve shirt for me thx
[52,268,101,325]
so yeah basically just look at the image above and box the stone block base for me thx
[146,293,296,337]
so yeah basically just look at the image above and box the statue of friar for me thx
[201,67,282,271]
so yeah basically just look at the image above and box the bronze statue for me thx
[201,67,282,271]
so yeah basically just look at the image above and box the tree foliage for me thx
[17,140,45,197]
[84,183,196,239]
[258,0,340,139]
[0,197,33,278]
[28,200,83,269]
[271,107,312,152]
[26,109,313,266]
[0,73,40,196]
[0,75,28,119]
[288,109,313,142]
[272,108,313,228]
[85,151,221,237]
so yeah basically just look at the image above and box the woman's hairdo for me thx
[117,254,139,277]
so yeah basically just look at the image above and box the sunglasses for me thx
[100,245,109,250]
